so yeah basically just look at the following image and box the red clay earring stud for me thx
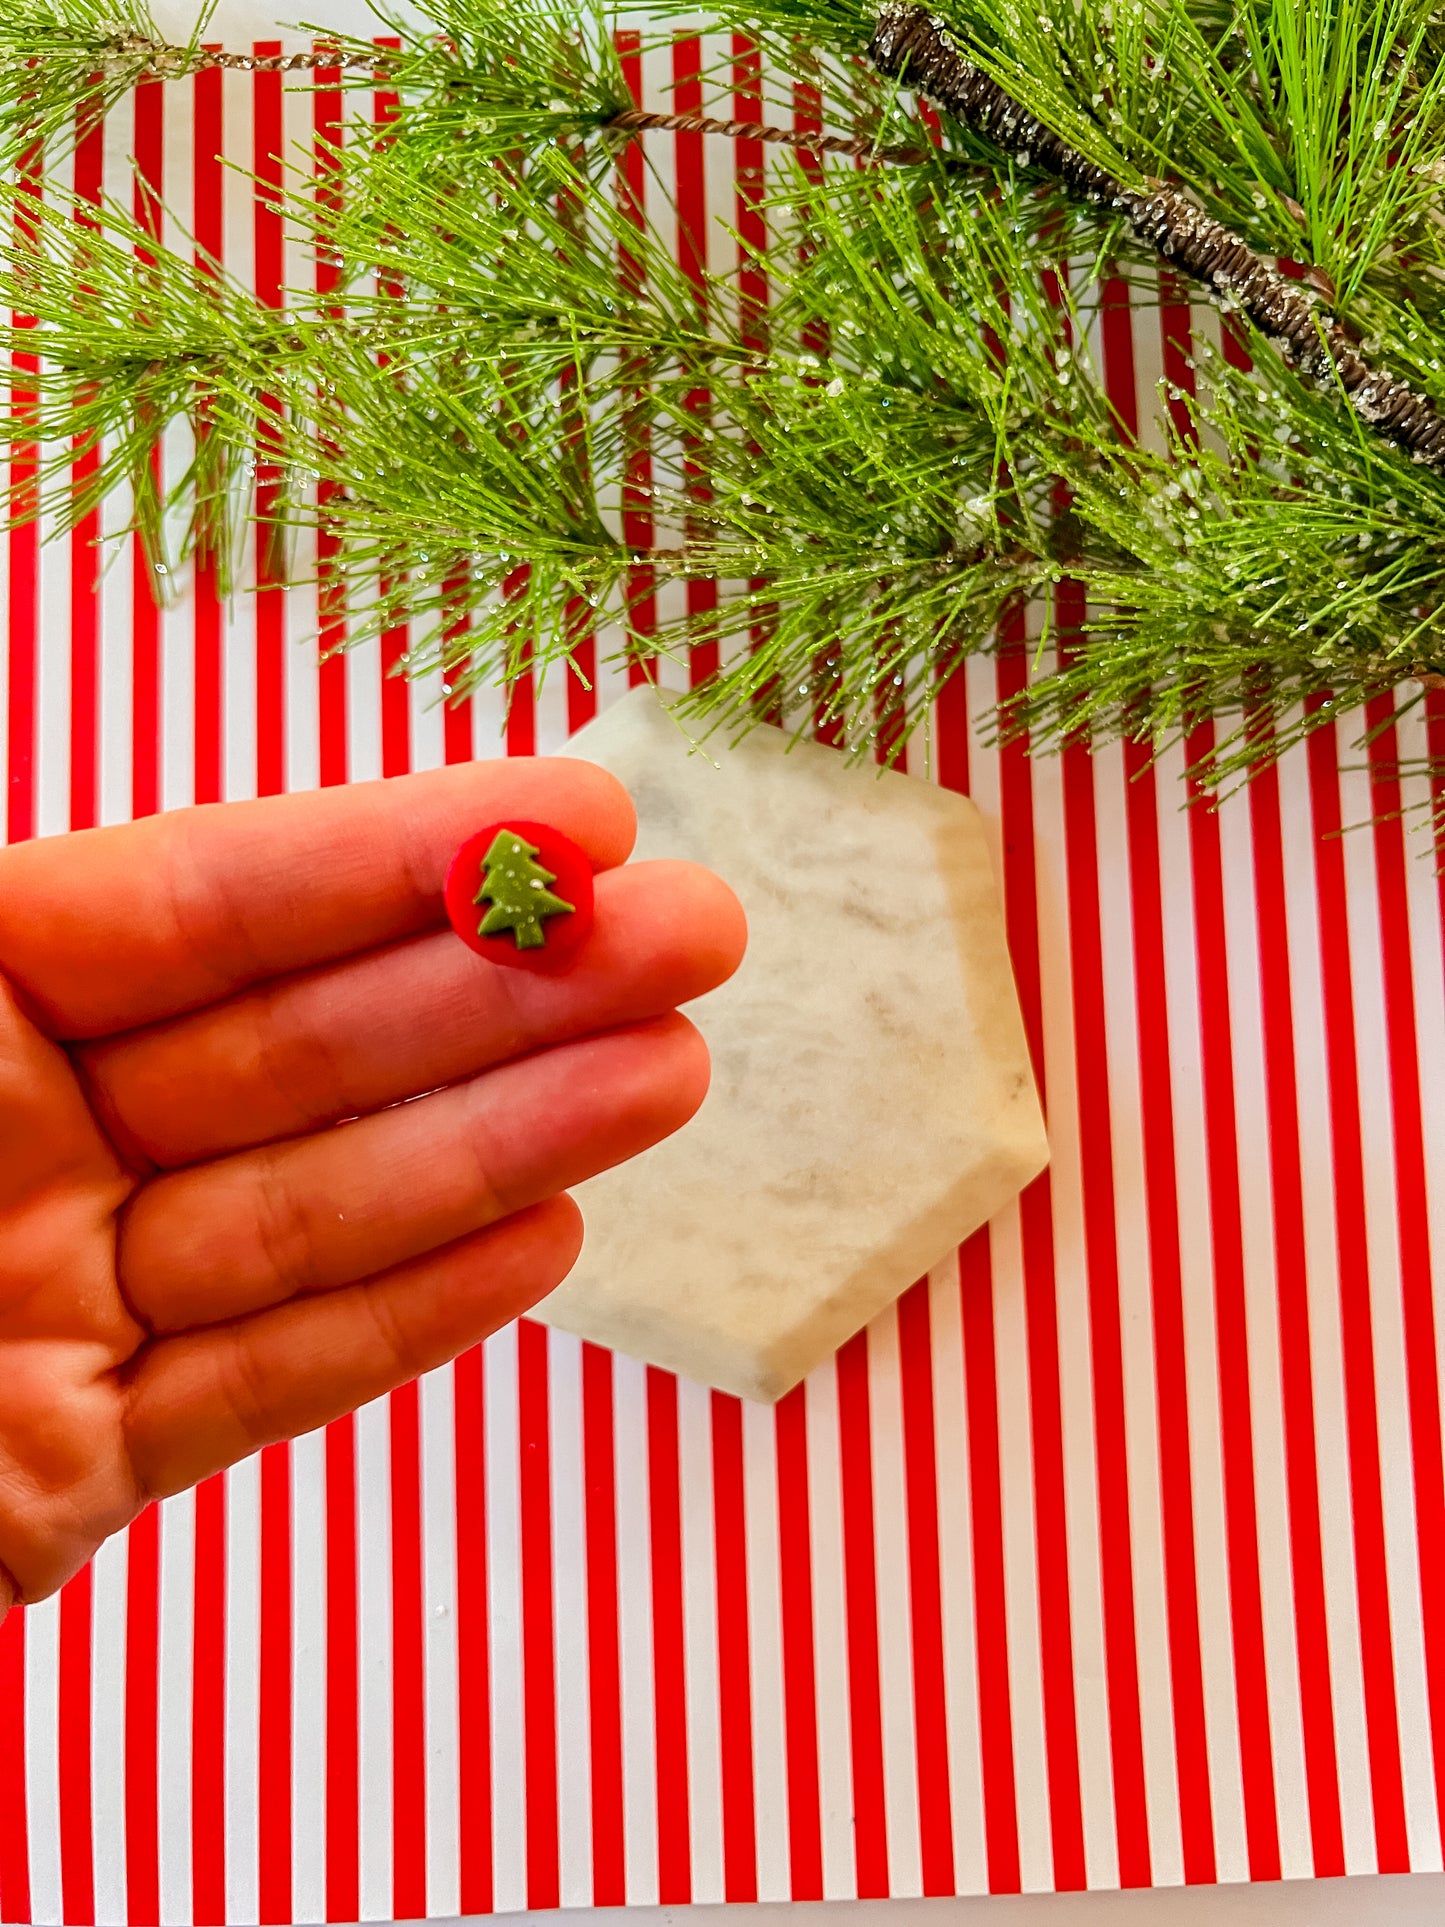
[445,821,595,972]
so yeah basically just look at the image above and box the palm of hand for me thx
[0,760,744,1614]
[0,995,141,1606]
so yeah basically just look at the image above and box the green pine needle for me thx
[3,0,1444,832]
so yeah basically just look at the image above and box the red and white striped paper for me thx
[3,33,1445,1924]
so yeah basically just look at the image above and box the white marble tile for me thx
[539,690,1049,1402]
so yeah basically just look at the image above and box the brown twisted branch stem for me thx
[608,106,931,166]
[104,33,381,73]
[868,2,1445,472]
[98,37,953,168]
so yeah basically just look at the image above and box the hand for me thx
[0,760,745,1619]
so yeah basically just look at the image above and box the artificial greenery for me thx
[3,0,1445,809]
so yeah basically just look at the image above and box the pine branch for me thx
[868,2,1445,471]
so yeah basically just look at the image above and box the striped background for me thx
[3,27,1445,1923]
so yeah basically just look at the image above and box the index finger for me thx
[0,759,635,1039]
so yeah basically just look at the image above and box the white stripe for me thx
[90,1531,130,1927]
[345,625,383,783]
[866,1307,923,1900]
[291,1427,329,1924]
[989,1194,1053,1892]
[224,1457,261,1925]
[355,1396,395,1920]
[929,1257,989,1896]
[23,1597,60,1927]
[483,1325,527,1912]
[157,1493,195,1927]
[159,432,197,815]
[421,1366,462,1919]
[740,1397,789,1902]
[411,657,448,775]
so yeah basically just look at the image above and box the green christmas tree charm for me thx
[475,830,576,950]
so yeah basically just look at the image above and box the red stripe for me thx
[1099,279,1216,1883]
[131,79,163,822]
[1057,700,1151,1886]
[0,1612,29,1923]
[733,36,767,349]
[192,1475,228,1925]
[895,1281,957,1895]
[58,1570,95,1924]
[506,642,536,758]
[258,1443,293,1923]
[390,1381,428,1919]
[325,1420,360,1924]
[315,67,348,791]
[581,1344,625,1905]
[617,31,656,685]
[8,145,40,847]
[125,1503,161,1926]
[958,1229,1022,1892]
[382,622,410,776]
[647,1368,692,1901]
[518,1320,561,1909]
[1363,697,1445,1853]
[1305,713,1410,1871]
[711,1394,759,1900]
[835,1332,889,1896]
[454,1352,493,1915]
[193,60,225,807]
[1246,750,1345,1873]
[996,631,1086,1891]
[70,104,104,834]
[254,49,286,798]
[773,1385,823,1899]
[565,594,597,738]
[672,37,719,689]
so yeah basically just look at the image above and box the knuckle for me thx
[254,985,353,1134]
[362,1282,425,1385]
[248,1155,319,1301]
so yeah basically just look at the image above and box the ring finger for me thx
[118,1012,707,1333]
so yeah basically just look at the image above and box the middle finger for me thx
[81,860,744,1168]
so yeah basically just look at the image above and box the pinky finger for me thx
[123,1196,583,1501]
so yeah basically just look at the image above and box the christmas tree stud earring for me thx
[445,820,596,971]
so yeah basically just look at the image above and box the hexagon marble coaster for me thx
[538,687,1049,1402]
